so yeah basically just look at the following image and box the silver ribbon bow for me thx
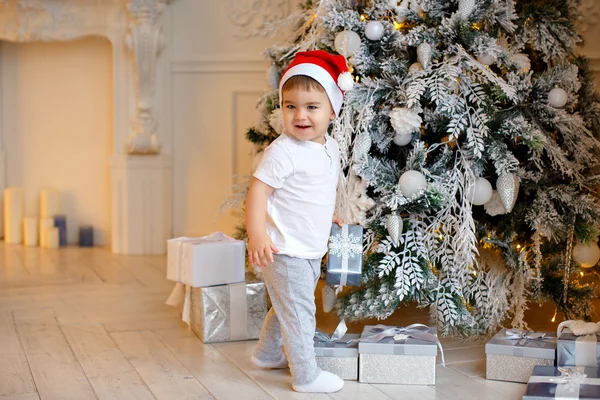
[362,323,446,366]
[314,319,357,344]
[503,328,554,346]
[549,367,588,392]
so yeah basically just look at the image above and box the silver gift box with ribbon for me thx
[523,366,600,400]
[314,330,360,380]
[190,282,267,343]
[557,328,600,367]
[358,324,443,385]
[485,328,556,383]
[326,224,363,287]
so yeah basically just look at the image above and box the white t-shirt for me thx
[253,133,340,259]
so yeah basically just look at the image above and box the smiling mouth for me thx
[295,125,311,129]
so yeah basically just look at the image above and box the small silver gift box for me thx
[358,324,440,385]
[314,333,359,380]
[485,328,556,383]
[557,327,600,367]
[190,282,267,343]
[326,224,363,286]
[523,366,600,400]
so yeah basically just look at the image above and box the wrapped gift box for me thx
[190,282,267,343]
[314,333,360,380]
[523,366,600,399]
[167,232,245,287]
[358,324,440,385]
[485,328,556,383]
[326,224,363,286]
[557,328,600,367]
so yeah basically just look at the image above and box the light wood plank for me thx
[61,323,155,400]
[431,365,510,400]
[0,393,41,400]
[154,328,273,400]
[328,380,392,400]
[111,330,213,399]
[213,341,332,400]
[16,320,97,400]
[0,312,36,397]
[372,384,451,400]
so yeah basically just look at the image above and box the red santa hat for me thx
[279,50,353,117]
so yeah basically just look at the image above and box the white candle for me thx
[39,218,54,248]
[40,187,61,218]
[47,227,59,249]
[4,187,24,244]
[23,217,38,247]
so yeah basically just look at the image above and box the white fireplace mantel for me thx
[0,0,173,254]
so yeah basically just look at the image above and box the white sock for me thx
[292,371,344,393]
[251,353,289,369]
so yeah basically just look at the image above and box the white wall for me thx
[165,0,296,237]
[1,37,113,245]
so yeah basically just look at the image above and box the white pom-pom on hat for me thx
[337,71,354,91]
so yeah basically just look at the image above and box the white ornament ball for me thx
[573,241,600,268]
[334,30,361,58]
[477,53,497,66]
[399,170,427,198]
[365,21,385,41]
[393,133,413,146]
[409,62,424,73]
[470,177,493,206]
[548,87,568,108]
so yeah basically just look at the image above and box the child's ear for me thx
[330,111,335,120]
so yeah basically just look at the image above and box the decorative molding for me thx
[125,0,167,155]
[172,58,269,74]
[231,90,263,182]
[578,0,600,34]
[226,0,289,34]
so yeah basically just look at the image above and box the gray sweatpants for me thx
[252,254,322,385]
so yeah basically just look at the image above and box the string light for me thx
[393,20,404,30]
[471,22,482,31]
[360,14,368,22]
[551,307,558,322]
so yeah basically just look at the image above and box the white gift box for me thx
[166,232,245,287]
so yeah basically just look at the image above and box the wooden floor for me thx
[0,244,543,399]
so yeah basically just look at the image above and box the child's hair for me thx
[281,75,326,93]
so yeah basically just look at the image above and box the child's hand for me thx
[248,234,279,269]
[333,215,344,227]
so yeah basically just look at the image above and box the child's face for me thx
[281,88,335,144]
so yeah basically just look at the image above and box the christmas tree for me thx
[238,0,600,336]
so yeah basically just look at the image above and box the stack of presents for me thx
[486,321,600,399]
[165,228,600,397]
